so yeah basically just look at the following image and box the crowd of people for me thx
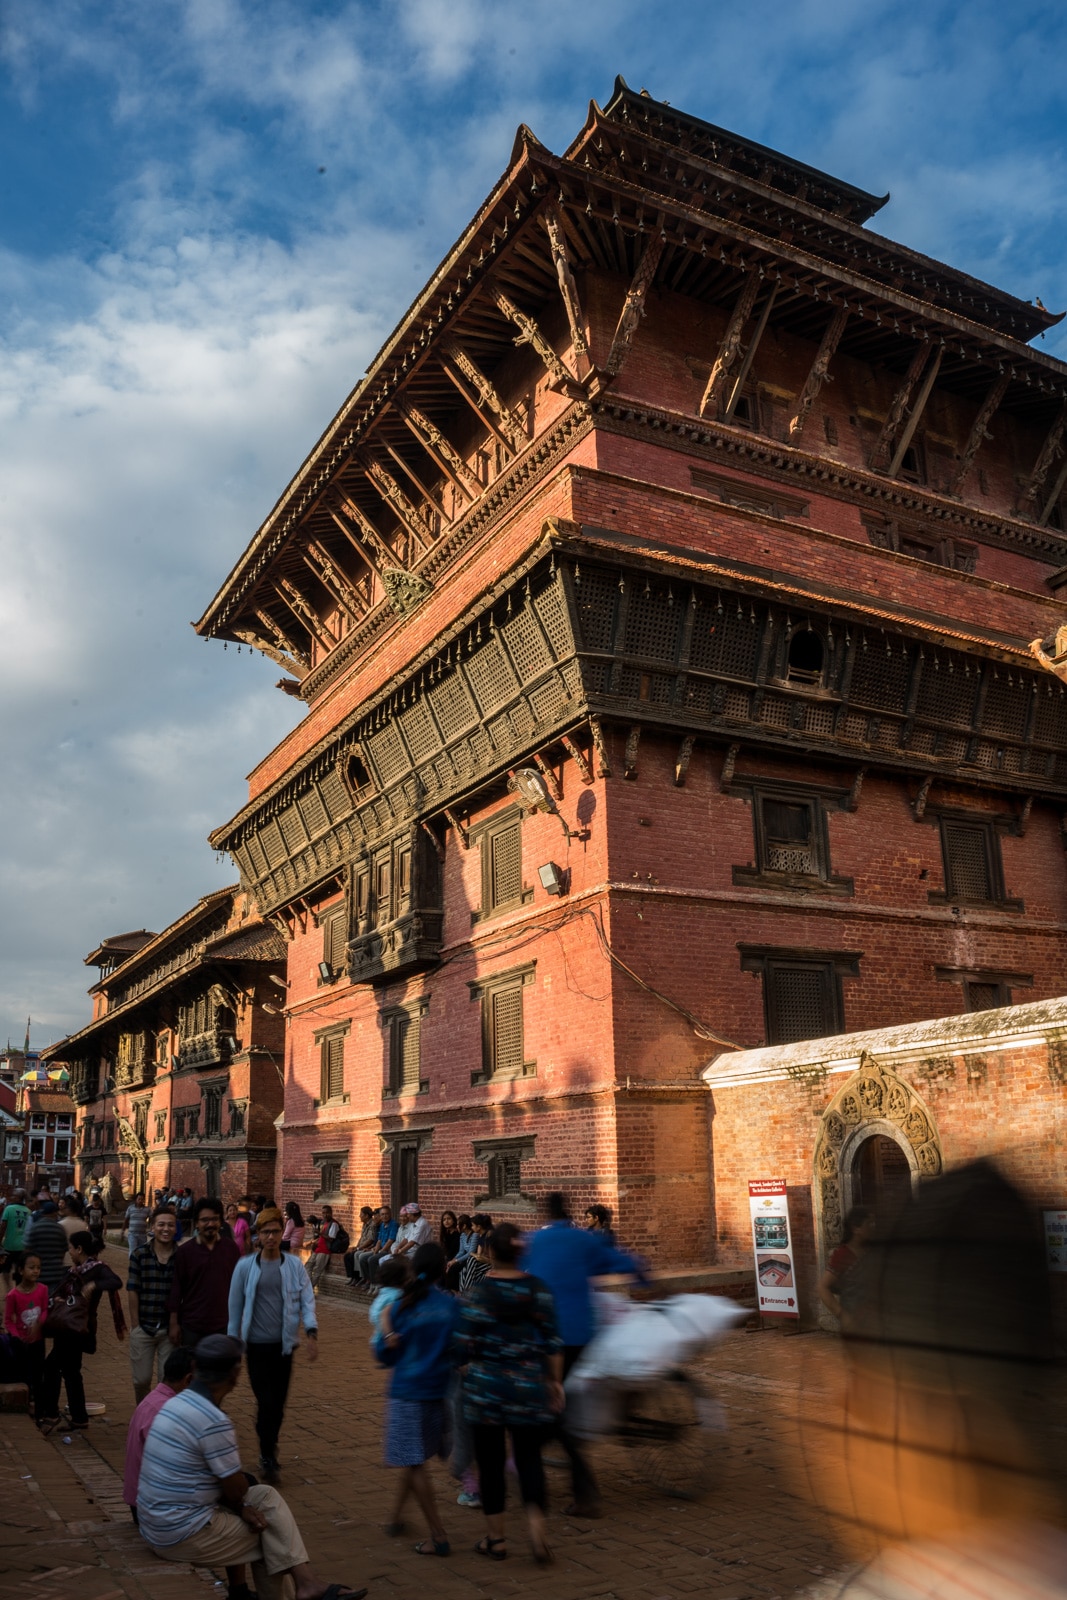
[0,1177,641,1591]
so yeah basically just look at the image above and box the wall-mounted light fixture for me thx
[538,862,569,896]
[318,961,334,984]
[269,974,288,990]
[511,767,586,840]
[261,1002,282,1016]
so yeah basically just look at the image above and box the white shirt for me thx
[390,1216,432,1253]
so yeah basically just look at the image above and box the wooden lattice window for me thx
[314,1154,344,1199]
[488,1149,522,1198]
[385,1006,425,1096]
[761,797,818,876]
[735,785,851,895]
[154,1111,166,1143]
[935,966,1030,1013]
[318,1030,347,1103]
[202,1085,224,1137]
[939,818,1004,905]
[740,946,860,1047]
[469,964,536,1083]
[474,810,531,922]
[229,1100,247,1136]
[320,908,347,977]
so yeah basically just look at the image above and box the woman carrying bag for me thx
[452,1222,563,1565]
[38,1230,126,1431]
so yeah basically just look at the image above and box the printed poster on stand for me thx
[749,1178,799,1318]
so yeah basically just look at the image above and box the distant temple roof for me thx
[83,930,156,968]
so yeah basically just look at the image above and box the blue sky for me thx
[2,0,1066,1048]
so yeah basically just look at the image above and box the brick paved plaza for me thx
[0,1249,870,1600]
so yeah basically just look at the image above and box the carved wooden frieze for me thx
[382,568,433,616]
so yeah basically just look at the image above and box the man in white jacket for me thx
[227,1207,317,1479]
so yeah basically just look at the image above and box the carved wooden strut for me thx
[699,273,761,417]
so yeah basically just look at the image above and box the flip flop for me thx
[413,1539,450,1556]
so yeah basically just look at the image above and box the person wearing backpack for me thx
[38,1230,126,1432]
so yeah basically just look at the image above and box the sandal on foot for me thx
[413,1539,450,1556]
[475,1536,507,1561]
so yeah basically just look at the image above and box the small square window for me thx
[734,787,852,895]
[740,946,860,1046]
[474,812,532,922]
[939,818,1002,904]
[315,1159,343,1198]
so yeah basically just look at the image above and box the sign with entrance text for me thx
[749,1178,799,1317]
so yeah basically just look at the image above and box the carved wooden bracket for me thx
[1021,400,1067,510]
[700,274,761,417]
[398,401,482,501]
[420,819,446,861]
[595,225,667,391]
[720,743,740,791]
[912,774,934,820]
[951,373,1009,496]
[443,807,469,849]
[847,766,868,812]
[589,717,612,778]
[439,338,528,454]
[623,725,642,780]
[532,751,563,800]
[486,279,582,396]
[869,343,931,473]
[561,733,593,784]
[674,735,695,787]
[789,307,848,441]
[542,206,590,370]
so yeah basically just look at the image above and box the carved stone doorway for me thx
[813,1053,942,1283]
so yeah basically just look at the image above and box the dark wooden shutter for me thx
[942,821,994,901]
[766,962,835,1045]
[964,981,1002,1013]
[490,985,524,1074]
[324,913,346,972]
[322,1035,344,1100]
[490,824,522,909]
[763,799,816,874]
[391,1013,421,1093]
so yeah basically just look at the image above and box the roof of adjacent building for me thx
[22,1090,76,1114]
[702,993,1067,1087]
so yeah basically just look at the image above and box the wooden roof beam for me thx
[381,438,453,526]
[253,608,310,670]
[1039,456,1067,529]
[699,271,761,416]
[439,338,529,454]
[397,401,483,502]
[484,278,583,395]
[592,225,667,394]
[358,453,432,551]
[332,499,393,576]
[869,343,932,472]
[305,539,373,621]
[233,626,308,679]
[887,346,943,478]
[542,206,591,377]
[789,307,849,440]
[950,374,1011,496]
[1020,400,1067,514]
[724,283,778,420]
[273,578,338,654]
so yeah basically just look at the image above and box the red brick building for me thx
[42,889,286,1205]
[196,81,1067,1267]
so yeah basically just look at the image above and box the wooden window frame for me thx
[739,944,861,1046]
[381,1000,429,1098]
[924,809,1022,910]
[731,780,853,896]
[935,966,1032,1012]
[316,902,348,985]
[314,1021,351,1106]
[470,805,532,924]
[468,962,536,1084]
[312,1149,346,1200]
[472,1135,537,1212]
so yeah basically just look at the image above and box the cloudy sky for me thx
[2,0,1066,1049]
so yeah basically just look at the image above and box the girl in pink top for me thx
[4,1252,48,1412]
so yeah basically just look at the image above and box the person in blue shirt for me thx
[520,1192,647,1519]
[374,1241,460,1557]
[356,1206,399,1291]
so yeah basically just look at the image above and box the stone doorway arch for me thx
[813,1052,942,1271]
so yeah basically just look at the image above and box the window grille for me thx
[400,700,437,760]
[741,947,857,1046]
[430,673,476,739]
[624,588,682,663]
[319,766,353,821]
[203,1089,222,1138]
[487,1150,523,1198]
[490,986,524,1076]
[847,642,912,712]
[534,584,571,657]
[322,910,347,974]
[320,1034,345,1102]
[368,722,407,785]
[916,664,974,728]
[940,819,999,903]
[388,1011,423,1095]
[574,569,618,652]
[688,602,760,680]
[279,807,308,853]
[465,638,513,713]
[502,609,552,678]
[318,1160,342,1197]
[490,825,522,909]
[260,819,287,867]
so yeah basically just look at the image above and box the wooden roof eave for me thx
[195,131,554,638]
[87,888,238,998]
[570,107,1060,343]
[542,153,1067,393]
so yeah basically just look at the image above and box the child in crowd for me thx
[4,1252,48,1409]
[370,1253,409,1343]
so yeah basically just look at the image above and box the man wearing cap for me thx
[389,1203,432,1258]
[227,1207,317,1479]
[138,1333,364,1600]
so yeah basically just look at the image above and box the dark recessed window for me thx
[740,946,860,1046]
[473,811,532,922]
[319,1033,346,1103]
[939,818,1003,904]
[733,786,852,894]
[762,798,818,875]
[786,629,824,685]
[320,908,346,978]
[385,1007,425,1096]
[469,965,536,1083]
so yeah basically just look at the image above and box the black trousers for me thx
[14,1339,45,1413]
[471,1422,546,1515]
[551,1344,599,1506]
[245,1341,293,1459]
[41,1332,87,1424]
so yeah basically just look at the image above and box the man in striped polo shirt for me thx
[137,1334,365,1600]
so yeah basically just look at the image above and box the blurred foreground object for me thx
[803,1159,1067,1598]
[1031,625,1067,684]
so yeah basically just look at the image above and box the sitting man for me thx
[137,1333,365,1600]
[355,1204,397,1291]
[389,1202,432,1259]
